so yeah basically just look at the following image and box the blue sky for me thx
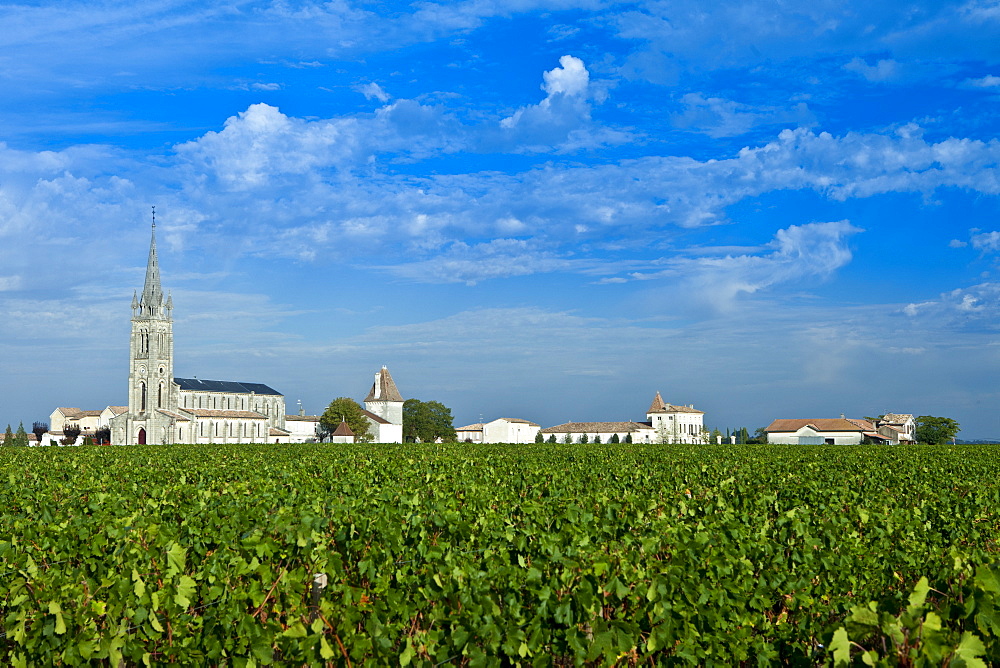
[2,1,1000,438]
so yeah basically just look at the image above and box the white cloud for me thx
[0,275,22,291]
[964,74,1000,88]
[672,93,815,138]
[971,230,1000,252]
[357,82,391,102]
[388,238,578,285]
[844,57,900,82]
[619,221,862,312]
[497,55,626,151]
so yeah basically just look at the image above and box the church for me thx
[106,221,403,445]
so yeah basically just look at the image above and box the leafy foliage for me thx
[402,399,456,443]
[2,424,13,446]
[319,397,371,443]
[61,424,81,446]
[31,422,47,445]
[1,444,1000,665]
[916,416,961,444]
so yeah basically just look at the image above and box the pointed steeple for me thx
[138,209,165,319]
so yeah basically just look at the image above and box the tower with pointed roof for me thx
[112,217,180,445]
[363,366,404,442]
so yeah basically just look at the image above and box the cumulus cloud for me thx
[843,57,900,82]
[615,221,862,312]
[496,55,627,151]
[904,282,1000,331]
[357,82,391,102]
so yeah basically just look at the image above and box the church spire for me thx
[139,206,165,319]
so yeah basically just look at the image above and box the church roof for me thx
[175,378,282,396]
[156,409,190,421]
[365,366,404,402]
[648,392,668,413]
[186,409,270,419]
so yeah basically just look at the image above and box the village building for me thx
[540,392,706,444]
[764,418,870,445]
[455,418,540,443]
[106,222,289,445]
[764,413,915,445]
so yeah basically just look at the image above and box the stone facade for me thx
[110,223,286,445]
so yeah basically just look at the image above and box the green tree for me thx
[610,433,620,444]
[320,397,372,443]
[32,421,48,445]
[547,434,556,444]
[14,422,29,447]
[624,432,632,444]
[3,424,13,446]
[915,416,960,444]
[593,434,602,444]
[580,432,588,444]
[402,399,456,443]
[711,428,722,444]
[62,424,81,446]
[534,431,544,443]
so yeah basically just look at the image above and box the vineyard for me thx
[2,444,1000,666]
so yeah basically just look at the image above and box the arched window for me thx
[139,382,146,411]
[158,383,164,408]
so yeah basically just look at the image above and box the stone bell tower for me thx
[111,211,179,445]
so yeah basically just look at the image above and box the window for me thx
[139,382,146,411]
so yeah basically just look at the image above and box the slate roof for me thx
[285,415,320,422]
[175,378,282,396]
[365,367,404,402]
[765,418,867,433]
[540,421,652,434]
[186,409,269,419]
[156,409,190,421]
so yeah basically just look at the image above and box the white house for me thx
[455,423,485,443]
[540,392,706,444]
[765,417,875,445]
[539,421,655,443]
[284,414,321,443]
[456,418,540,443]
[879,414,916,443]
